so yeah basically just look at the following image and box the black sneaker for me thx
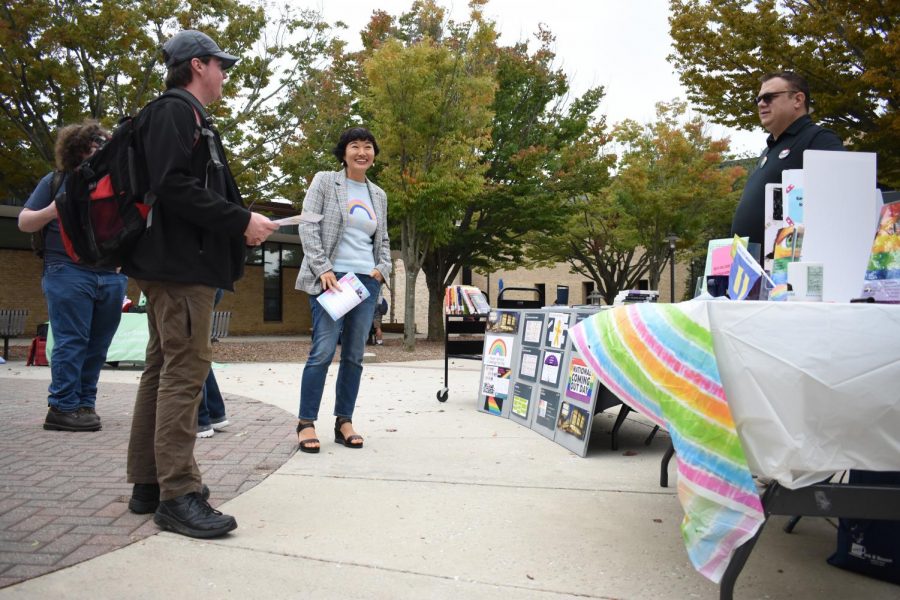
[77,407,101,426]
[129,483,210,514]
[154,492,237,539]
[43,406,101,432]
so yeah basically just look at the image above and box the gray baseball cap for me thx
[162,30,238,70]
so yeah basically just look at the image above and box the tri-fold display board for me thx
[477,307,607,456]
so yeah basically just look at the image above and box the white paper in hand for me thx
[316,273,370,320]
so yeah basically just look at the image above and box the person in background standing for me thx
[18,121,127,432]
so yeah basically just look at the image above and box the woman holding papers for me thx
[294,127,391,453]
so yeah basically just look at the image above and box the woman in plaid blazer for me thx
[294,127,391,453]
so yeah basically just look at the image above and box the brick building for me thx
[2,202,686,340]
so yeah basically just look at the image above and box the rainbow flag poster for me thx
[569,303,765,583]
[483,334,512,368]
[481,366,510,415]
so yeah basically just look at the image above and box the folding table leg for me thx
[610,405,631,451]
[719,521,766,600]
[660,441,675,487]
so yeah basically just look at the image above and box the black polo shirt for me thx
[730,114,843,246]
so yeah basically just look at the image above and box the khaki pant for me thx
[126,280,215,500]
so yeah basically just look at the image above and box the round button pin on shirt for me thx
[759,155,768,167]
[779,148,791,159]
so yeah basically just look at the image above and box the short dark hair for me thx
[332,127,380,166]
[165,55,212,90]
[55,120,110,172]
[761,71,811,112]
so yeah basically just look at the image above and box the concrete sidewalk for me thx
[1,358,896,599]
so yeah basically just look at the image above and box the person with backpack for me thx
[17,121,127,433]
[122,30,277,540]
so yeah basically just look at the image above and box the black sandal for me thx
[296,421,320,454]
[334,417,363,449]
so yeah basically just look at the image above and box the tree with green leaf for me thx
[361,0,496,349]
[421,27,612,338]
[669,0,900,187]
[0,0,335,205]
[530,101,744,303]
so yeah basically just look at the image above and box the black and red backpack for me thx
[57,89,218,269]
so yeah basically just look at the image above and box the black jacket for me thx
[123,91,251,291]
[731,115,843,246]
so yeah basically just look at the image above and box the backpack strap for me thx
[32,171,66,258]
[162,88,225,184]
[49,170,65,199]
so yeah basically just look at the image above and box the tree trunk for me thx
[403,265,418,351]
[400,219,423,352]
[422,259,447,341]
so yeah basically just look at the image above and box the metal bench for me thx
[210,310,231,342]
[0,309,28,360]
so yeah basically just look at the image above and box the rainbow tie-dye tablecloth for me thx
[570,302,765,583]
[571,300,900,583]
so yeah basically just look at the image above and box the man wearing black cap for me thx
[124,30,278,539]
[731,71,843,248]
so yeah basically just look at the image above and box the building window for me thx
[582,281,594,304]
[260,241,303,322]
[246,246,262,265]
[0,217,31,250]
[638,279,649,291]
[281,245,302,268]
[263,243,282,322]
[535,283,546,304]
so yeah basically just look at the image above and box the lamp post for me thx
[666,234,679,303]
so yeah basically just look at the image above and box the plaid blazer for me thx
[295,169,391,295]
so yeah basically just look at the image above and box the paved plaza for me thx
[1,355,897,599]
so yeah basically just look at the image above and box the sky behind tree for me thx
[310,0,762,157]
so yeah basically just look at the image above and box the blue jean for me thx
[42,262,127,412]
[198,369,225,427]
[198,288,225,427]
[299,273,381,421]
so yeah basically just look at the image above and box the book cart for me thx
[436,287,543,402]
[436,286,491,402]
[436,313,488,402]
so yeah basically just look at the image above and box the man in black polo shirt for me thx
[731,71,843,247]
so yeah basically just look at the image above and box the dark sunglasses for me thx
[754,90,797,105]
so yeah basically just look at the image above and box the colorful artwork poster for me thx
[540,350,563,386]
[487,310,520,334]
[518,347,540,381]
[522,313,544,347]
[481,366,511,398]
[536,388,560,430]
[545,312,570,349]
[564,356,596,404]
[482,366,510,415]
[557,401,590,440]
[862,202,900,302]
[512,382,532,419]
[483,333,512,368]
